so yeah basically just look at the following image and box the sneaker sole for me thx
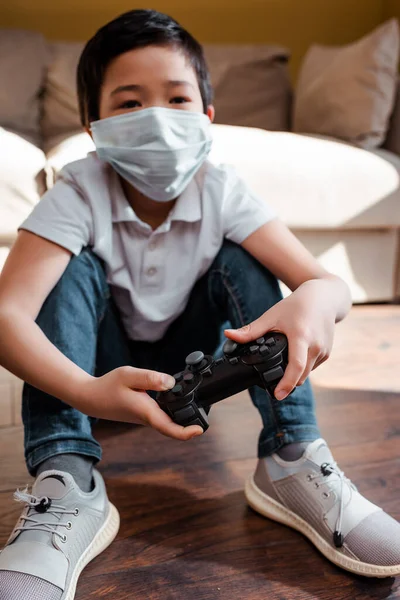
[63,503,120,600]
[245,475,400,578]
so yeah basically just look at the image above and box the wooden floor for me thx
[0,306,400,599]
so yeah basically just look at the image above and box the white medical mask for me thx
[91,107,213,202]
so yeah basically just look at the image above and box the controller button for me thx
[215,358,224,365]
[174,405,196,421]
[172,384,184,396]
[223,339,238,355]
[249,345,259,354]
[183,373,195,382]
[256,337,265,345]
[259,345,270,356]
[186,351,205,370]
[229,357,239,365]
[263,366,284,383]
[174,372,184,382]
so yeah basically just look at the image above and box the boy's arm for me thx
[241,218,351,318]
[225,218,352,399]
[0,231,199,440]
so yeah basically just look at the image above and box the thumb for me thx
[225,317,274,344]
[121,366,176,392]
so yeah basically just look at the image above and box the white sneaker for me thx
[0,469,119,600]
[245,438,400,578]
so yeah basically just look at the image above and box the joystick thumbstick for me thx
[185,351,205,372]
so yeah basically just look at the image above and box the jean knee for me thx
[52,248,108,298]
[214,240,281,293]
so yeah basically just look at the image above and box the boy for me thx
[0,9,399,599]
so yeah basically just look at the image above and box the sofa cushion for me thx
[45,125,400,230]
[208,125,400,229]
[0,29,48,147]
[204,44,292,131]
[0,128,46,245]
[42,42,85,154]
[293,19,400,149]
[45,131,95,186]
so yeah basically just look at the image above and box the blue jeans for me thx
[23,241,320,474]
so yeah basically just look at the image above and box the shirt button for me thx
[147,267,157,277]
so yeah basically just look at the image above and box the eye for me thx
[170,96,189,104]
[119,100,141,109]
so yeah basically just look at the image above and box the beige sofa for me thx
[1,27,400,427]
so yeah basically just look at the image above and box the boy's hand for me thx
[78,366,204,440]
[225,279,337,400]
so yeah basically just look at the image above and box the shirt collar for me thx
[111,169,202,225]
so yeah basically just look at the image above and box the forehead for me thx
[102,45,198,89]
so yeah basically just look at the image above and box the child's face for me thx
[98,45,214,121]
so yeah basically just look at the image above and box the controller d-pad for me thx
[229,356,239,365]
[249,345,259,354]
[223,339,238,355]
[259,345,270,356]
[265,337,276,346]
[256,337,265,344]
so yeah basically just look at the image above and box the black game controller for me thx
[156,332,288,432]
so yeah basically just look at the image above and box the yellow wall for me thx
[0,0,389,79]
[384,0,400,19]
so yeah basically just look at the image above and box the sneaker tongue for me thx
[304,438,335,466]
[33,470,72,500]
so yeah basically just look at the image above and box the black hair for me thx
[77,9,213,127]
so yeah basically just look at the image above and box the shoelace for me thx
[307,461,356,548]
[13,488,78,543]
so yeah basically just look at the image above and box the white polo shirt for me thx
[21,153,275,341]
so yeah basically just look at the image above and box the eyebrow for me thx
[110,80,195,96]
[110,84,142,96]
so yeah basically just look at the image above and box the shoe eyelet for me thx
[73,508,79,517]
[66,521,72,530]
[61,535,67,543]
[322,492,329,499]
[314,482,319,489]
[306,475,312,482]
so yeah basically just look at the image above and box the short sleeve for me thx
[19,170,93,255]
[220,165,276,243]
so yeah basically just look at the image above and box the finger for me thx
[121,366,175,392]
[313,351,329,370]
[274,338,308,400]
[144,401,204,440]
[225,317,277,344]
[296,348,320,387]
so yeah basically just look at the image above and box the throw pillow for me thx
[204,44,292,131]
[293,19,400,149]
[0,29,48,147]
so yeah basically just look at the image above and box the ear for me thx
[207,105,215,122]
[85,126,93,140]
